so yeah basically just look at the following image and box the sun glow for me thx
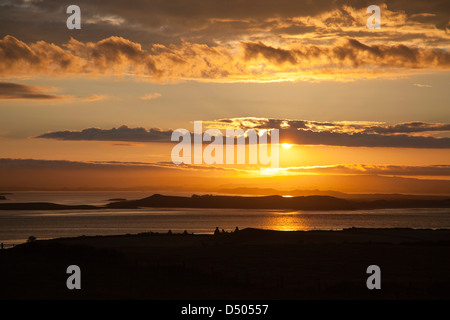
[282,143,293,149]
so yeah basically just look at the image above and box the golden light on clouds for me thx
[0,0,449,195]
[1,34,448,83]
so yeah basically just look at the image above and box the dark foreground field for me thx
[1,228,450,299]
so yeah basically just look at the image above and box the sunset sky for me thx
[0,0,449,194]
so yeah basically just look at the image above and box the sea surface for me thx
[1,191,450,246]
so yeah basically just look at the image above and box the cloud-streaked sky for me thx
[0,0,449,193]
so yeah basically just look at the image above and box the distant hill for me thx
[1,194,449,211]
[217,187,348,198]
[106,194,450,211]
[217,187,450,201]
[0,203,99,210]
[106,194,358,210]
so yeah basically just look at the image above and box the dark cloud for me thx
[0,0,448,48]
[383,0,450,31]
[210,118,450,135]
[281,129,450,148]
[0,82,65,100]
[36,126,173,142]
[278,120,450,148]
[244,41,297,65]
[242,39,450,69]
[36,118,450,148]
[205,118,450,148]
[0,0,332,46]
[364,122,450,134]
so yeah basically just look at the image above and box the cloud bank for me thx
[1,159,449,179]
[1,0,449,47]
[36,118,450,148]
[1,35,449,82]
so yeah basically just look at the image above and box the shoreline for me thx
[32,226,450,245]
[3,225,450,248]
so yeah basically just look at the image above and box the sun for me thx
[282,143,293,149]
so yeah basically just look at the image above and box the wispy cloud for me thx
[282,164,450,177]
[84,94,108,102]
[0,82,70,100]
[140,93,161,100]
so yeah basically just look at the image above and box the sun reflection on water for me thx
[262,211,310,231]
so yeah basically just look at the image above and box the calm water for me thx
[1,192,450,245]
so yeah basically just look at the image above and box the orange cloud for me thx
[1,35,449,83]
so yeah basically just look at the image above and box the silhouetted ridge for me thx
[0,194,449,211]
[0,202,99,210]
[106,194,450,211]
[107,194,360,210]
